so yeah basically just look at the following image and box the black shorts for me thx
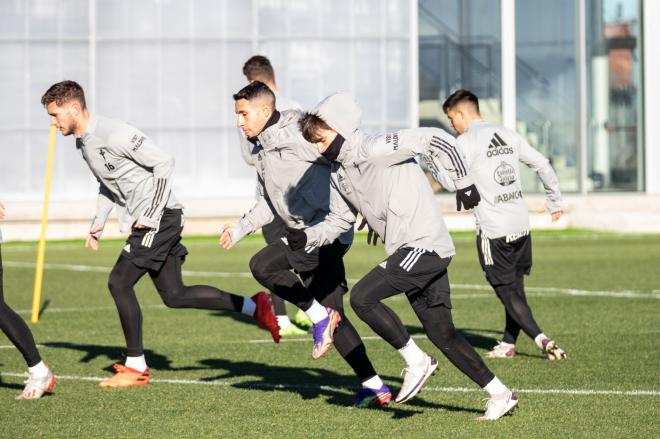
[262,215,287,245]
[122,208,188,271]
[377,247,452,309]
[476,232,532,286]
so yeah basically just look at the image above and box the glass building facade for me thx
[419,0,645,194]
[0,0,653,209]
[0,0,413,203]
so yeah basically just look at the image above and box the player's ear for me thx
[261,103,271,119]
[70,101,81,117]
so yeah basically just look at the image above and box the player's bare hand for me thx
[219,223,234,250]
[551,210,565,222]
[539,204,565,222]
[133,223,148,229]
[85,224,103,252]
[0,201,5,220]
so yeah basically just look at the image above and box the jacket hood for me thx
[312,92,362,140]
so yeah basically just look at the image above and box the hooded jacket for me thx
[429,119,563,239]
[228,110,354,247]
[310,92,473,258]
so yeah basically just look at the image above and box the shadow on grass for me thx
[0,374,24,391]
[41,342,482,415]
[403,325,500,351]
[193,356,480,416]
[42,342,206,373]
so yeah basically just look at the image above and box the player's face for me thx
[235,98,269,138]
[446,108,467,135]
[46,101,79,136]
[313,128,338,154]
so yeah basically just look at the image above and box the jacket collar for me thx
[78,115,98,146]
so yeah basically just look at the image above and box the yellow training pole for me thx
[31,124,57,323]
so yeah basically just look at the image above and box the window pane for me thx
[587,0,642,191]
[419,0,501,130]
[516,0,579,193]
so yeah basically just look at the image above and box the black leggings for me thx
[261,221,288,316]
[351,268,494,388]
[108,254,244,357]
[493,276,542,344]
[249,243,377,381]
[0,245,41,367]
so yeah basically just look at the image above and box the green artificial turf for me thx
[1,231,658,438]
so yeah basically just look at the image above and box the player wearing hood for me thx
[298,92,518,420]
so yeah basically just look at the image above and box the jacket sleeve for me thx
[410,127,474,190]
[422,156,457,192]
[90,183,115,239]
[360,127,474,189]
[227,177,275,244]
[518,138,564,213]
[112,127,175,228]
[304,175,357,247]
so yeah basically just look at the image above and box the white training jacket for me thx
[429,119,563,239]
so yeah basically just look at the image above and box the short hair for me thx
[41,80,87,109]
[442,89,479,114]
[243,55,275,83]
[299,113,332,143]
[232,81,276,108]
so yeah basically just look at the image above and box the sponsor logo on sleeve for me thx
[130,134,146,152]
[385,132,399,150]
[494,161,516,186]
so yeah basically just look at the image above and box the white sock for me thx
[241,298,256,317]
[362,375,385,391]
[483,377,509,397]
[125,355,148,372]
[277,315,292,329]
[305,301,329,324]
[28,361,49,377]
[534,333,548,349]
[397,338,426,366]
[500,341,515,348]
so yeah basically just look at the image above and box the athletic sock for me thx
[241,298,256,317]
[483,377,509,398]
[362,375,385,391]
[305,300,329,324]
[125,355,148,373]
[276,315,292,329]
[534,333,548,349]
[28,361,49,377]
[397,338,426,366]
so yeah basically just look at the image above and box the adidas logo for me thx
[489,133,507,148]
[487,132,513,157]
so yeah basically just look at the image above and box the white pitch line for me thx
[5,259,660,300]
[0,371,656,397]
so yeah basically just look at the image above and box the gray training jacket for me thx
[309,92,474,258]
[428,119,563,239]
[227,110,354,247]
[76,115,182,237]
